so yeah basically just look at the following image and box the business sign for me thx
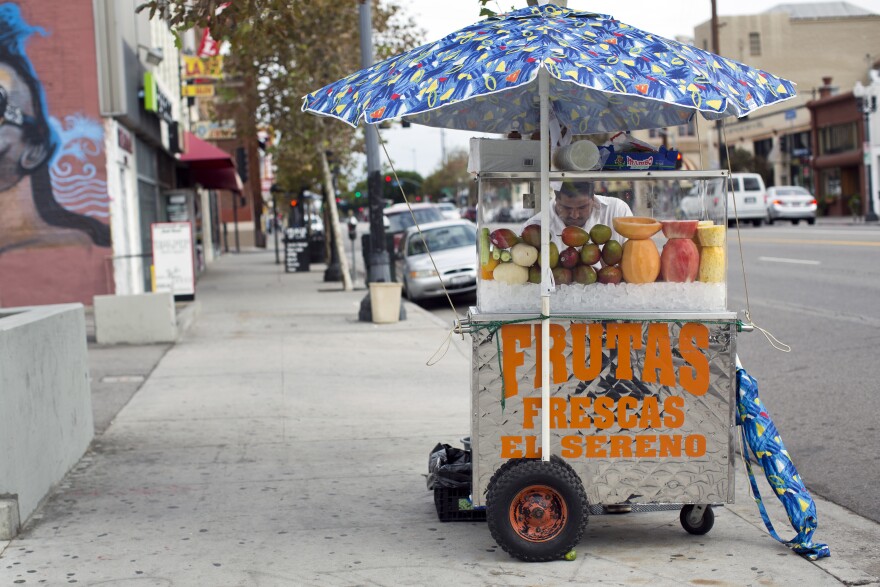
[182,55,224,80]
[193,119,236,140]
[143,72,174,124]
[151,222,195,297]
[182,84,215,98]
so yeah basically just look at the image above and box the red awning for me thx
[180,131,243,191]
[180,131,235,168]
[189,166,244,192]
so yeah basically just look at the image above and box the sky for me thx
[370,0,880,180]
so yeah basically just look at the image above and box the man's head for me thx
[554,181,596,227]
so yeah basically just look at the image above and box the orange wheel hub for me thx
[508,484,568,542]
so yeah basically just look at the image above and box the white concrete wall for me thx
[93,292,177,344]
[0,305,94,537]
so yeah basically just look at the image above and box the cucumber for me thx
[480,227,490,266]
[492,248,501,261]
[500,250,512,263]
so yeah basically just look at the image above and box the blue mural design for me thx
[0,2,110,255]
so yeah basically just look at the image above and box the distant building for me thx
[690,2,880,193]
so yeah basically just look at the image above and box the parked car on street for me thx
[766,185,817,225]
[719,172,768,226]
[383,203,445,250]
[436,202,461,220]
[394,219,478,301]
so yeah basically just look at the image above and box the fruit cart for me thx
[448,144,740,562]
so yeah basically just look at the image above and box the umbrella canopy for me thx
[302,4,796,134]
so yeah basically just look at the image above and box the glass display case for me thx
[474,170,730,315]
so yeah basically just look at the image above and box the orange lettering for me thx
[550,396,568,429]
[606,323,643,380]
[522,397,540,429]
[571,323,603,381]
[658,434,683,457]
[584,435,607,458]
[617,396,639,429]
[533,323,569,388]
[643,323,676,386]
[570,396,592,428]
[609,435,633,457]
[679,323,710,396]
[663,396,685,428]
[524,435,542,458]
[635,434,658,457]
[561,435,582,458]
[500,324,531,398]
[640,396,662,428]
[685,434,706,457]
[500,436,523,458]
[593,397,615,429]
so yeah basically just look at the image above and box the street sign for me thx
[182,84,215,98]
[193,120,236,140]
[785,109,797,121]
[182,55,224,80]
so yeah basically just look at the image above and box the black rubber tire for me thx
[752,218,763,227]
[679,505,715,535]
[792,219,800,225]
[807,218,816,225]
[486,458,588,562]
[767,217,775,225]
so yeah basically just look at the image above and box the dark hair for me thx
[557,181,595,199]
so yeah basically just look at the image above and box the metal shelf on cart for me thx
[476,170,729,181]
[467,308,738,322]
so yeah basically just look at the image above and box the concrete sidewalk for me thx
[1,249,878,586]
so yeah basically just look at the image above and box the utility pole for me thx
[357,0,403,320]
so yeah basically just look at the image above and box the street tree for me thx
[137,0,422,289]
[423,149,474,204]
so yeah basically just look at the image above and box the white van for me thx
[709,173,768,226]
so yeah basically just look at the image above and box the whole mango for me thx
[573,265,598,285]
[590,223,612,245]
[490,228,520,249]
[601,240,623,265]
[561,226,590,247]
[597,265,622,284]
[520,224,541,248]
[552,266,573,285]
[559,246,580,269]
[579,243,600,266]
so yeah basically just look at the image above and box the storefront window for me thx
[818,123,857,155]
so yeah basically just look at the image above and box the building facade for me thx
[689,2,880,207]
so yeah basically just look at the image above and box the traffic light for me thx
[674,152,683,170]
[235,147,249,182]
[385,175,392,183]
[354,191,362,198]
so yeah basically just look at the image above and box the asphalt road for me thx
[413,221,880,524]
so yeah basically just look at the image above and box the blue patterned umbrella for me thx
[302,3,796,134]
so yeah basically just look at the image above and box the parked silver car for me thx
[766,185,817,225]
[395,220,478,301]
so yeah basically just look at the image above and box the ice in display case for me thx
[474,170,730,314]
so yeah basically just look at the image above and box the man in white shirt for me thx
[522,181,633,248]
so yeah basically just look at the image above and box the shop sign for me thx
[182,84,215,98]
[117,126,133,153]
[151,222,195,297]
[143,72,174,124]
[183,55,224,80]
[193,119,236,140]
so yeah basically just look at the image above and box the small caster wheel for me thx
[680,504,714,535]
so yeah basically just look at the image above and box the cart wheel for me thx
[486,458,588,562]
[679,504,715,535]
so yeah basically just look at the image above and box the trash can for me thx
[369,282,402,324]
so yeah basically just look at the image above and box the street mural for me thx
[0,2,111,306]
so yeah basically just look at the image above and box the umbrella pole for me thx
[539,68,551,463]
